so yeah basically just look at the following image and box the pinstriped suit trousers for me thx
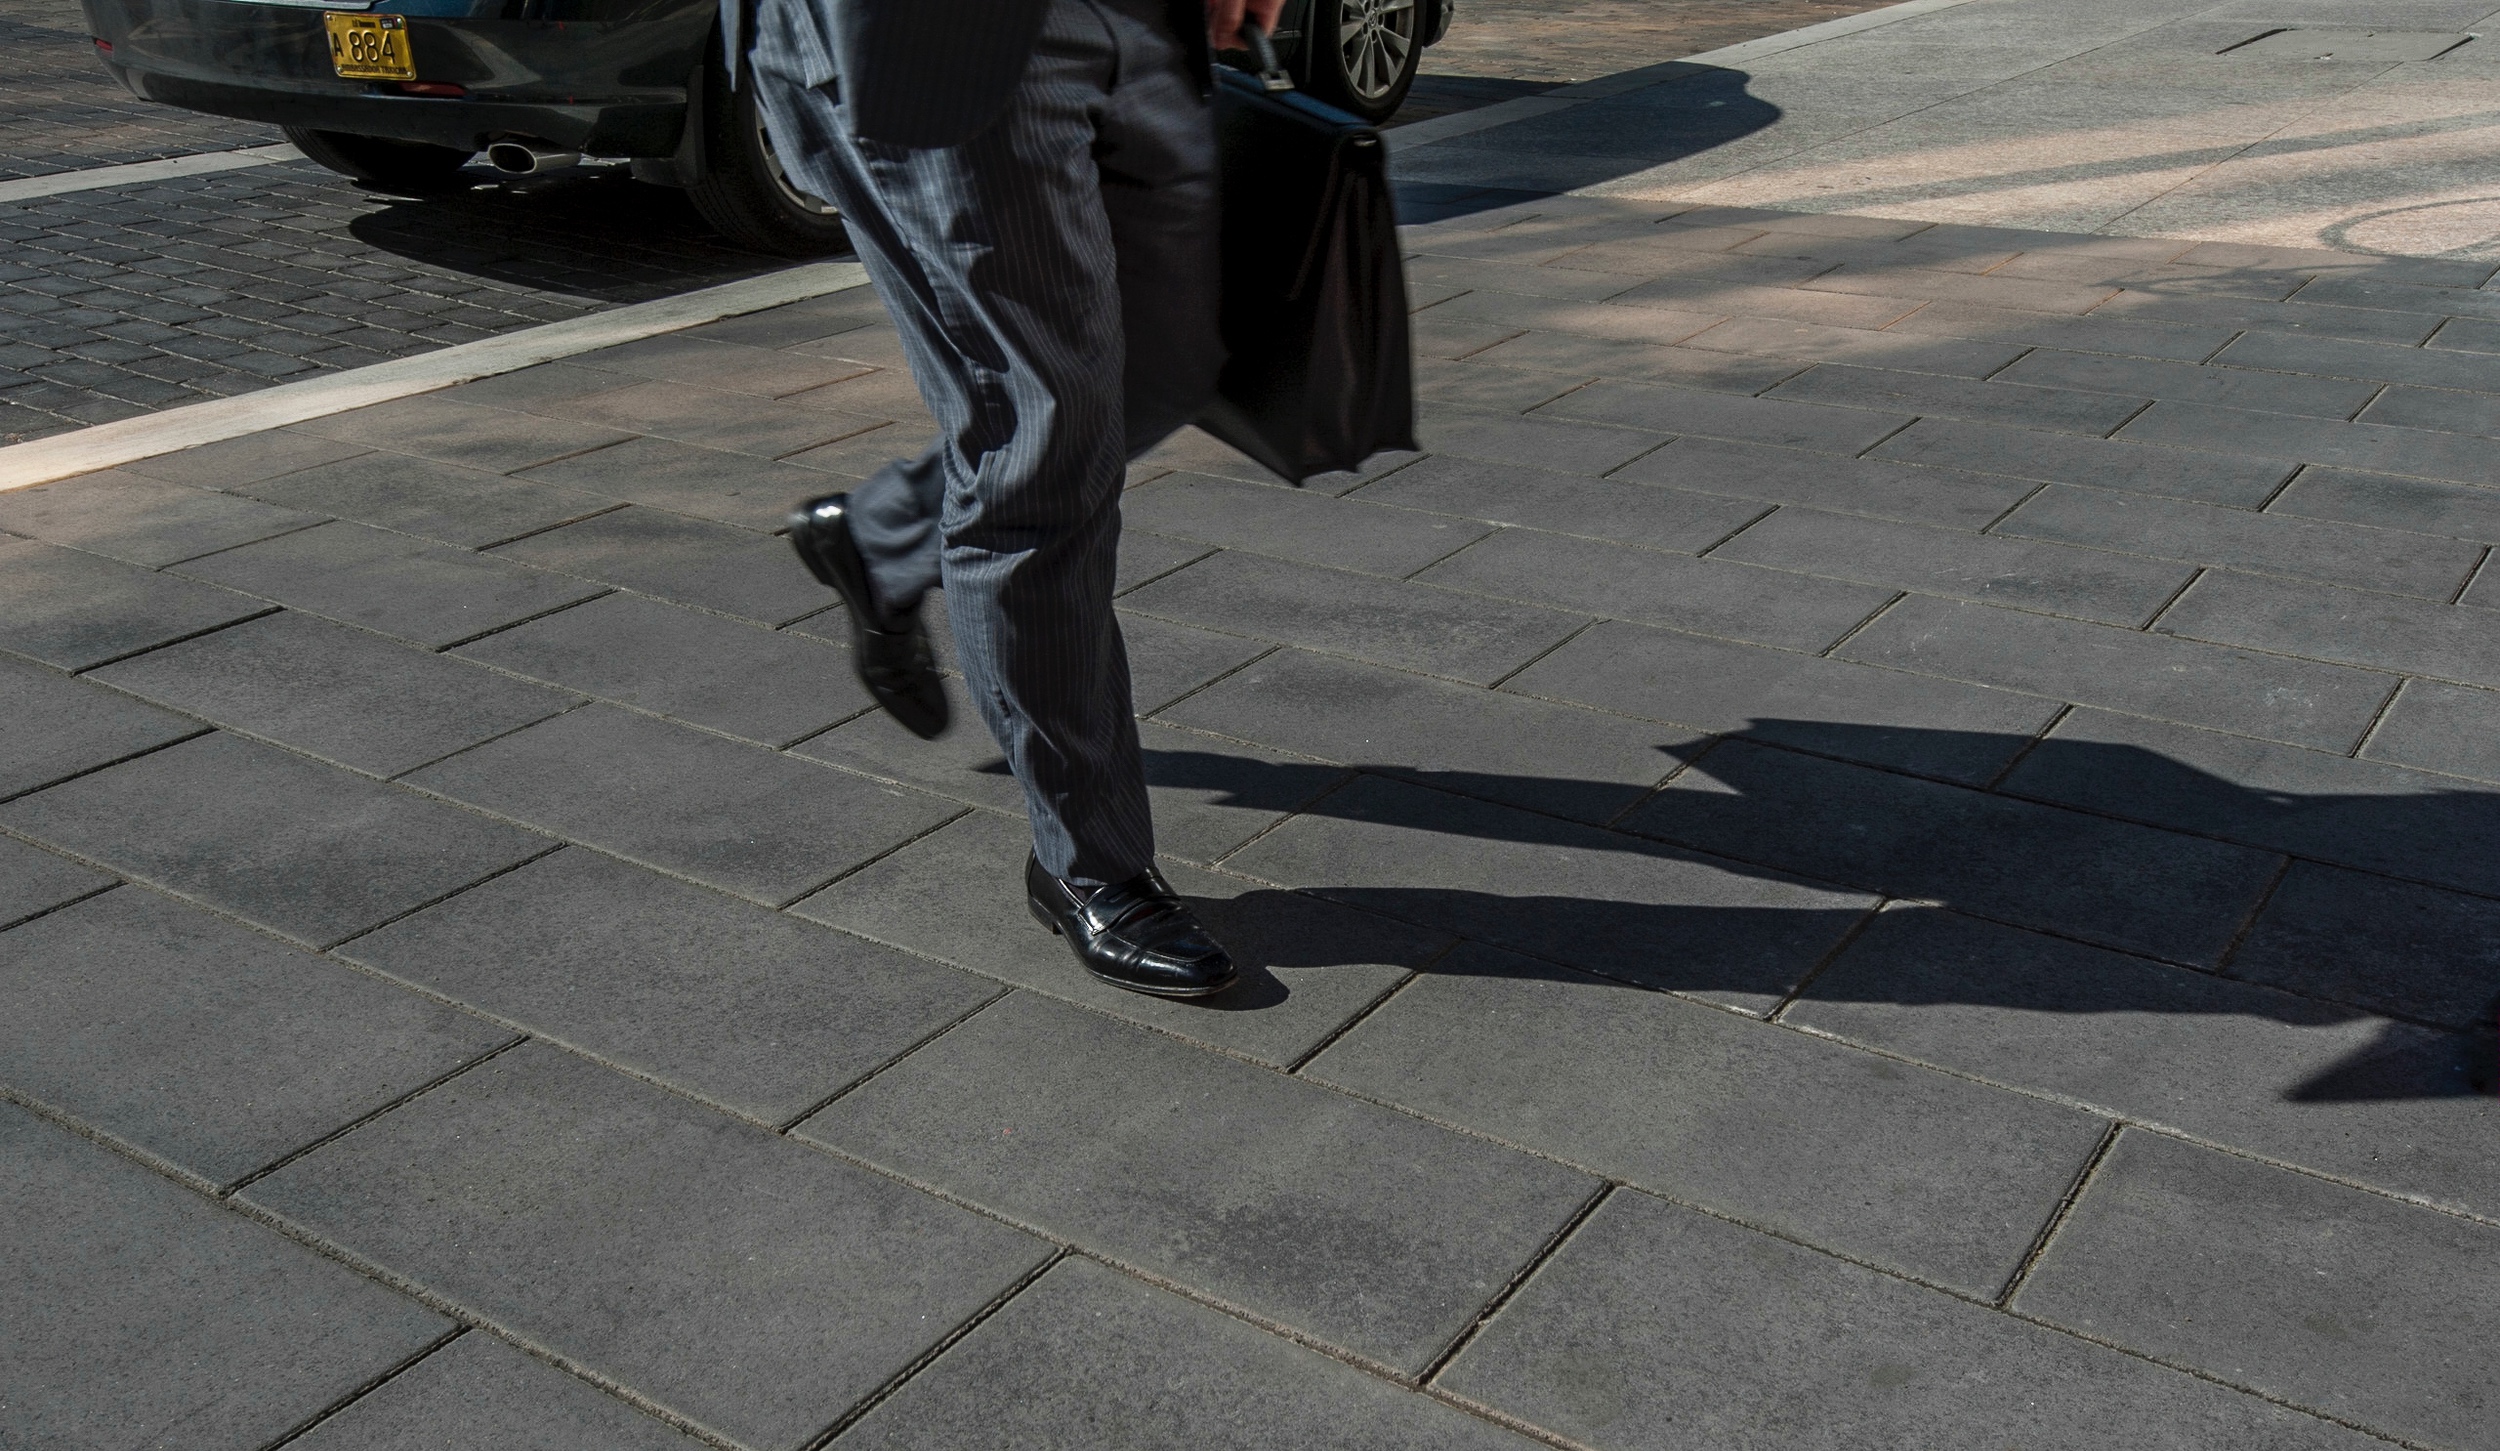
[751,0,1222,886]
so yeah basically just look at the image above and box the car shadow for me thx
[1119,720,2499,1101]
[1392,63,1781,223]
[340,163,793,302]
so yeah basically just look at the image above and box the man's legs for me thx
[753,0,1219,888]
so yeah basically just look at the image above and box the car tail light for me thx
[395,80,466,97]
[91,36,111,51]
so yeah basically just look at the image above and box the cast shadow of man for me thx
[1133,719,2500,1102]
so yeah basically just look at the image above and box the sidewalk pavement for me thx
[5,1,2499,1448]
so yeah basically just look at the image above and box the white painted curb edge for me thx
[0,261,872,491]
[0,144,305,206]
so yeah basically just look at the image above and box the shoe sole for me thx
[1027,894,1238,999]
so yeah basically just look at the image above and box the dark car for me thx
[80,0,1455,255]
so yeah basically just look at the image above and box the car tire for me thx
[686,39,848,256]
[283,126,475,194]
[1296,0,1423,123]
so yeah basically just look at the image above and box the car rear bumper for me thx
[80,0,711,156]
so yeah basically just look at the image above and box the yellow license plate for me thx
[324,12,413,81]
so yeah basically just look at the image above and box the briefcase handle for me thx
[1236,20,1296,92]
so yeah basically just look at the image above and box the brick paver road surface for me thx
[5,192,2496,1448]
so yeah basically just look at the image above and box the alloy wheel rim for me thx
[755,115,838,217]
[1337,0,1417,102]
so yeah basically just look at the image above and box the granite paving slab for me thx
[0,731,546,948]
[1626,738,2284,967]
[90,610,579,777]
[1998,707,2500,897]
[287,1332,708,1451]
[173,520,606,650]
[1113,610,1267,714]
[0,887,513,1190]
[451,592,870,749]
[838,1257,1536,1450]
[0,535,271,671]
[230,451,620,550]
[1791,907,2497,1214]
[0,650,196,800]
[241,1043,1051,1451]
[2271,466,2500,547]
[1,1102,450,1451]
[1839,594,2397,752]
[0,834,112,931]
[488,505,831,627]
[2227,860,2500,1033]
[1437,1187,2376,1451]
[797,990,1598,1375]
[402,704,960,907]
[533,379,884,461]
[792,809,1438,1069]
[1871,416,2297,507]
[1157,648,1680,825]
[1120,549,1588,685]
[343,847,995,1126]
[518,435,855,530]
[119,430,371,492]
[1709,506,2196,626]
[0,469,320,567]
[1416,525,1894,651]
[1226,772,1875,1015]
[1609,434,2037,529]
[288,396,632,474]
[1503,619,2060,786]
[1536,375,1913,452]
[793,711,1331,867]
[1308,941,2107,1294]
[2158,568,2500,686]
[1348,452,1771,550]
[1999,483,2485,599]
[1119,471,1494,577]
[2016,1130,2500,1451]
[2364,678,2500,782]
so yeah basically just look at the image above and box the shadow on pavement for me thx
[1132,720,2500,1101]
[1395,64,1780,223]
[342,164,800,302]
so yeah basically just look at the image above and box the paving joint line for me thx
[1992,1119,2123,1308]
[1816,587,1909,658]
[258,1324,469,1450]
[800,1246,1072,1449]
[2447,543,2494,606]
[0,873,122,936]
[1419,1180,1616,1386]
[774,985,1014,1135]
[1763,896,1895,1022]
[221,1033,530,1198]
[2340,675,2410,762]
[382,697,601,784]
[1280,944,1451,1076]
[47,603,286,674]
[312,838,568,953]
[769,805,978,910]
[1978,702,2071,792]
[0,723,213,806]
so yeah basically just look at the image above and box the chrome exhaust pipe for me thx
[485,139,579,175]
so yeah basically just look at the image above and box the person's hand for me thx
[1207,0,1287,51]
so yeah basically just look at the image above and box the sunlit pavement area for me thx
[6,0,2500,1448]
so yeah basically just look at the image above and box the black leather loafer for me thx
[1025,854,1238,998]
[787,493,948,740]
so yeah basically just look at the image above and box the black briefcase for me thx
[1196,32,1417,484]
